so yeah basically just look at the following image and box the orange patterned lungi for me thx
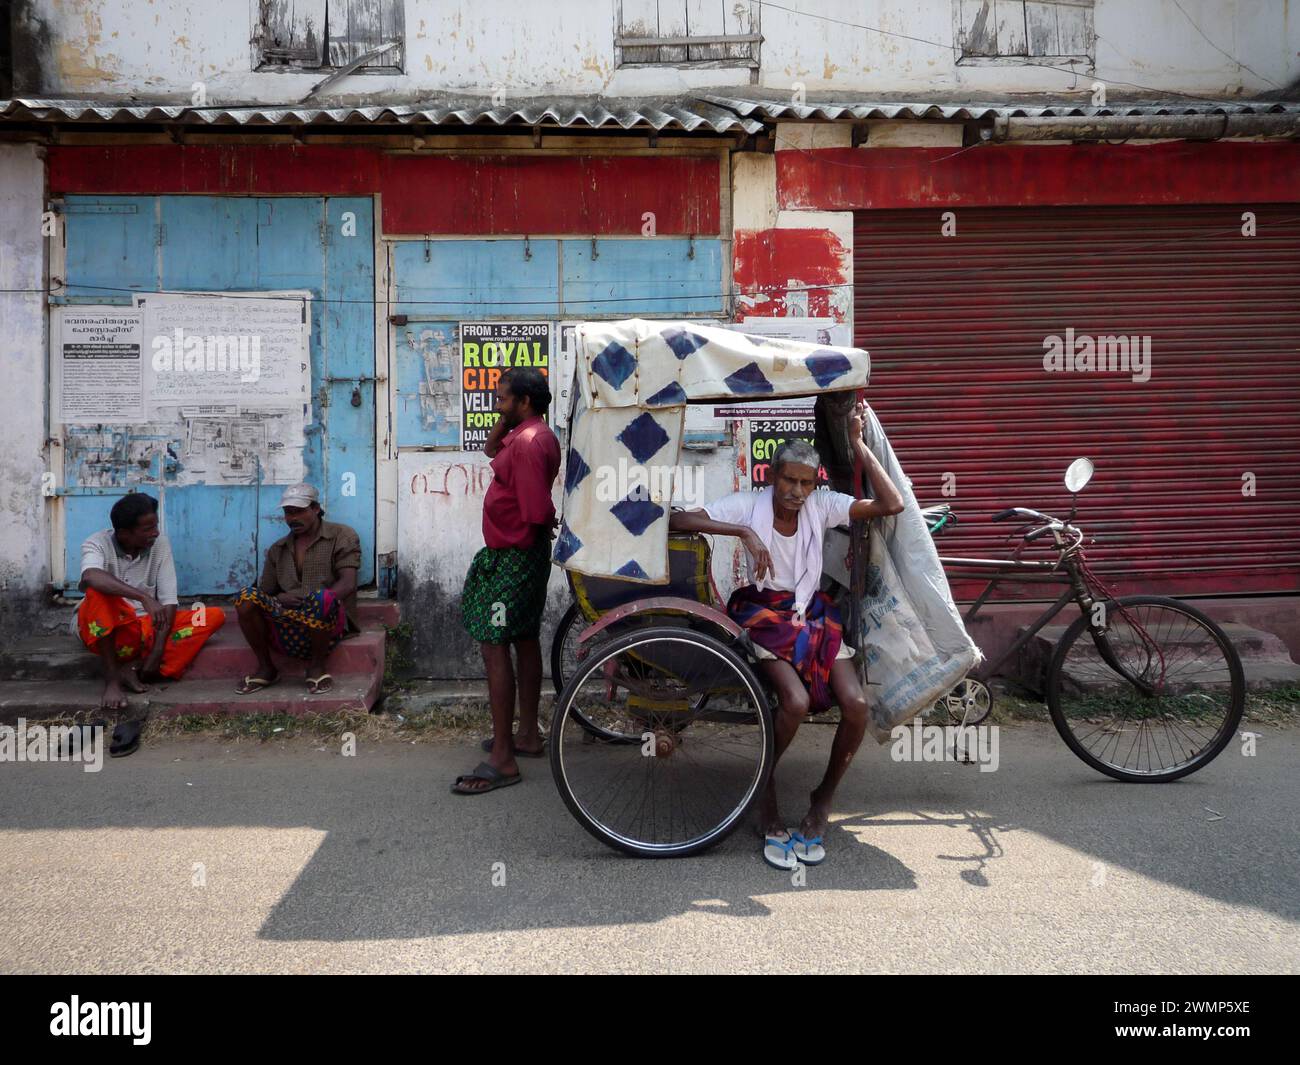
[77,587,225,679]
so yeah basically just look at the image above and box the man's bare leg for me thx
[305,628,333,689]
[755,658,811,835]
[511,636,544,754]
[235,600,278,683]
[458,642,520,792]
[95,638,129,711]
[799,659,869,840]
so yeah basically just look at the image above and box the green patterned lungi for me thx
[460,539,552,644]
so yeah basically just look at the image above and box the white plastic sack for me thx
[855,408,981,743]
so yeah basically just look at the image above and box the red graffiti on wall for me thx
[410,462,494,497]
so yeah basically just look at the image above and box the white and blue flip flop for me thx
[763,830,799,871]
[790,831,826,866]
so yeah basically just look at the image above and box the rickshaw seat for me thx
[568,534,714,623]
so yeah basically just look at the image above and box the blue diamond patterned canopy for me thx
[558,318,869,583]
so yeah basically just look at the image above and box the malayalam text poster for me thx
[56,308,145,423]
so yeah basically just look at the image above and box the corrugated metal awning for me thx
[8,92,1295,135]
[0,95,764,134]
[699,92,1300,122]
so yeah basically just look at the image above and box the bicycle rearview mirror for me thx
[1065,457,1094,494]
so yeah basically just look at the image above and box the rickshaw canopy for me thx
[554,318,871,583]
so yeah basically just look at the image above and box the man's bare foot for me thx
[455,753,520,792]
[513,728,544,756]
[119,664,149,693]
[100,679,127,712]
[799,787,832,840]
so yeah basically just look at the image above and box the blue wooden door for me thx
[57,195,376,594]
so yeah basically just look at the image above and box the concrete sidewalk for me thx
[0,722,1295,974]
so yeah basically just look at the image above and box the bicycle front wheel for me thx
[550,626,773,857]
[1047,595,1244,782]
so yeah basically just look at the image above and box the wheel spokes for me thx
[1054,603,1239,776]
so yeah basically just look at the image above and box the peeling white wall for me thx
[0,145,50,633]
[18,0,1297,101]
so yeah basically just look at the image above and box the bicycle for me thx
[934,458,1245,783]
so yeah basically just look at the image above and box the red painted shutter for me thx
[853,204,1300,597]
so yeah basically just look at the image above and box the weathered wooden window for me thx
[255,0,404,72]
[616,1,761,67]
[955,0,1094,64]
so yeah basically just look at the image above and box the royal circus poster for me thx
[459,322,552,450]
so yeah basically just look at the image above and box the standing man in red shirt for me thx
[453,368,561,795]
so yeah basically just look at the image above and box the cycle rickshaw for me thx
[546,320,1245,858]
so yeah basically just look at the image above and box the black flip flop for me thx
[109,719,142,758]
[479,735,547,758]
[451,761,522,795]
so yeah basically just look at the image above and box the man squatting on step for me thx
[74,493,226,754]
[233,483,363,697]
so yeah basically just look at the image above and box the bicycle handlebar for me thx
[992,506,1085,553]
[992,506,1051,523]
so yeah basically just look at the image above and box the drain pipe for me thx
[987,112,1300,142]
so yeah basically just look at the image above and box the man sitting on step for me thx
[75,492,227,752]
[233,483,361,696]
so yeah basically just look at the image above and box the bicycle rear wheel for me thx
[550,626,773,857]
[1047,595,1244,782]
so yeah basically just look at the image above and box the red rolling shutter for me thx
[853,204,1300,598]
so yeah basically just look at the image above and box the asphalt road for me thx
[1,721,1296,974]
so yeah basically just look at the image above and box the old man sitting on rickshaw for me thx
[669,400,904,870]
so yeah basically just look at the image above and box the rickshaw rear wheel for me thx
[552,606,724,744]
[550,603,585,697]
[550,626,773,858]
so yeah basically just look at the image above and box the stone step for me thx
[0,622,386,683]
[0,673,379,724]
[353,599,401,629]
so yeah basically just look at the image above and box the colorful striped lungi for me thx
[234,586,347,659]
[726,586,844,712]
